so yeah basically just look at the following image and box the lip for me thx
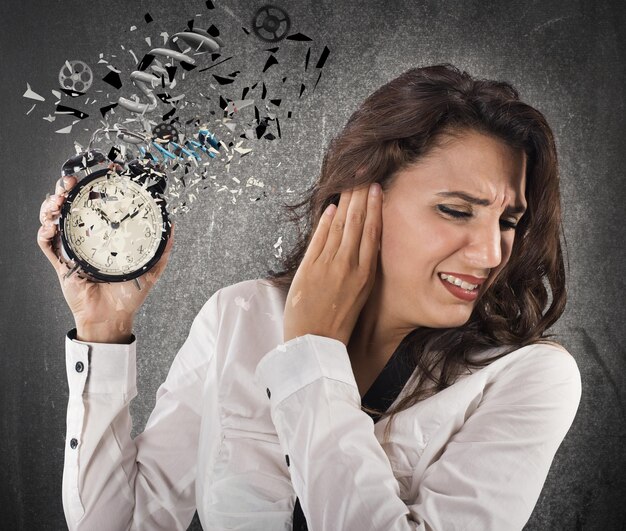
[438,272,488,303]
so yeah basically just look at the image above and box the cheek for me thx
[380,208,457,275]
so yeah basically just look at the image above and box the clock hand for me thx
[118,203,145,224]
[93,207,113,225]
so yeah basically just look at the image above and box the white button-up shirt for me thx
[62,278,582,531]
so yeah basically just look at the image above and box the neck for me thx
[347,261,416,362]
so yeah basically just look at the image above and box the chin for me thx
[423,306,473,329]
[435,317,470,329]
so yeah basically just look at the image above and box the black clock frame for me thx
[58,165,171,283]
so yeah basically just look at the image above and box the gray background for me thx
[1,0,625,529]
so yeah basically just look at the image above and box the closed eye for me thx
[437,205,473,221]
[437,205,518,231]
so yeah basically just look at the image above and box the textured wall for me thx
[1,0,625,529]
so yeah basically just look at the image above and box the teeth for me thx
[440,273,478,291]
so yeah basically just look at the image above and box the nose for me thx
[463,219,503,270]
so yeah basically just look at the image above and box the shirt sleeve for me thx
[62,290,220,531]
[254,334,582,531]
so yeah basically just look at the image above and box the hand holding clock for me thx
[283,182,383,346]
[37,173,175,343]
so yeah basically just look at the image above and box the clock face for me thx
[61,170,166,278]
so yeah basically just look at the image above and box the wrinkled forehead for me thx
[392,133,528,202]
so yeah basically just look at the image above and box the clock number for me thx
[105,255,113,267]
[144,227,152,238]
[126,255,133,263]
[72,215,84,227]
[138,244,144,254]
[75,236,85,246]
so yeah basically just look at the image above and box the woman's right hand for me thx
[37,173,175,343]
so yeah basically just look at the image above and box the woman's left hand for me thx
[283,182,383,346]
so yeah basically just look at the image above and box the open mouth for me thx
[438,273,482,301]
[439,273,479,291]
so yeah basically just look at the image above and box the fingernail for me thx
[369,183,381,197]
[324,203,337,216]
[62,176,72,186]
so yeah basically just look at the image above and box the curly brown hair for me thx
[260,63,569,443]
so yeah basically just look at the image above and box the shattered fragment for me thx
[55,104,89,120]
[262,55,279,73]
[23,83,45,101]
[286,33,312,41]
[213,74,235,85]
[102,71,123,89]
[235,296,252,311]
[100,103,118,117]
[22,6,331,241]
[315,46,330,69]
[55,119,80,134]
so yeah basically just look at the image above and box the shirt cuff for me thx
[65,328,137,396]
[254,334,359,407]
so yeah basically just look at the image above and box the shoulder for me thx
[526,341,578,375]
[508,341,579,377]
[200,278,287,324]
[532,339,569,354]
[470,342,583,435]
[214,278,285,307]
[494,342,581,403]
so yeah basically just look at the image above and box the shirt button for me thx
[75,361,84,373]
[70,438,78,449]
[266,388,271,399]
[285,454,290,467]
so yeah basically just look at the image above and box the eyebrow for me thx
[435,191,527,215]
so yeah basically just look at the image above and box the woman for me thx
[37,63,582,530]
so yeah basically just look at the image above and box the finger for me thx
[358,183,383,270]
[39,194,63,225]
[41,175,78,224]
[36,221,66,277]
[319,188,352,262]
[55,175,77,196]
[335,184,370,264]
[301,202,337,266]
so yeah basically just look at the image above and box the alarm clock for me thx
[53,149,172,283]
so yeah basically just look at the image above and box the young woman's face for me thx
[379,130,527,329]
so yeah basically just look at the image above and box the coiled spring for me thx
[118,28,224,115]
[87,125,221,165]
